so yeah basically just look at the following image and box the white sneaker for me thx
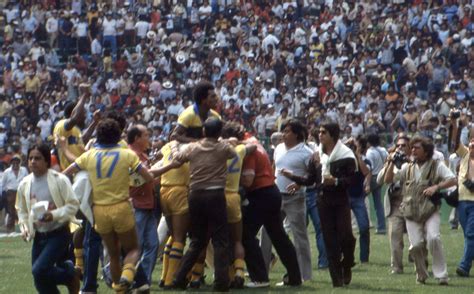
[245,281,270,288]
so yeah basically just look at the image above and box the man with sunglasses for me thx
[378,134,411,274]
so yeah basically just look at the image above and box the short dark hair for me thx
[28,144,51,168]
[321,122,340,141]
[203,117,223,139]
[367,133,381,147]
[106,110,127,131]
[410,136,434,159]
[127,125,143,144]
[64,102,76,118]
[193,81,214,104]
[282,119,307,141]
[221,121,245,140]
[96,119,121,145]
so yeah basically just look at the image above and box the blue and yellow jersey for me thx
[74,144,142,205]
[160,142,190,186]
[177,104,221,139]
[53,119,85,171]
[225,144,246,193]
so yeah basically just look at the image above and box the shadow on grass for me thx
[347,282,406,292]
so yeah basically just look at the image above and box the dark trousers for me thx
[32,226,74,294]
[174,188,230,290]
[82,221,102,292]
[318,200,356,286]
[242,185,301,284]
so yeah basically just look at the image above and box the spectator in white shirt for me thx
[2,155,28,232]
[75,15,89,55]
[366,133,388,234]
[91,35,102,56]
[46,11,59,48]
[102,13,117,57]
[135,16,151,40]
[37,112,53,141]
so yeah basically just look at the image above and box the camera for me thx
[451,109,461,119]
[463,179,474,192]
[392,151,408,169]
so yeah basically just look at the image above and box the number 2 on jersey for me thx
[228,155,240,173]
[96,151,120,178]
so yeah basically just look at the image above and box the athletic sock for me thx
[234,258,245,278]
[190,262,205,283]
[165,242,184,286]
[73,248,83,272]
[121,263,136,284]
[161,236,173,283]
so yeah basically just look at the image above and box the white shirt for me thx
[102,18,117,36]
[37,118,53,140]
[75,22,88,37]
[274,142,313,193]
[46,17,58,33]
[398,160,454,182]
[2,166,29,191]
[366,146,388,175]
[91,38,102,55]
[135,21,151,38]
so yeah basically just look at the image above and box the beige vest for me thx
[399,160,439,222]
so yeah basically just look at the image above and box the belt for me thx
[35,224,70,238]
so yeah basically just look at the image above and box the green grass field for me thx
[0,207,472,293]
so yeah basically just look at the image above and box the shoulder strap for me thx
[427,160,438,183]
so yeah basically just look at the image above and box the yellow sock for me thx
[234,259,245,277]
[121,263,136,284]
[165,242,184,286]
[112,282,127,293]
[161,237,173,282]
[190,263,204,282]
[74,248,83,271]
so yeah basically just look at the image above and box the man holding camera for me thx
[378,134,411,274]
[384,136,456,285]
[450,117,474,277]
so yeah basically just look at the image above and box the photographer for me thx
[384,136,456,285]
[378,134,411,274]
[450,115,474,277]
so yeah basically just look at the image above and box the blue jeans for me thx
[135,208,159,284]
[350,197,370,262]
[370,176,386,233]
[82,221,103,292]
[458,201,474,273]
[32,226,74,294]
[306,189,328,268]
[103,35,117,57]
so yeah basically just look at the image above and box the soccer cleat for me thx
[232,276,245,289]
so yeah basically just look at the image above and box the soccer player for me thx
[158,139,190,288]
[171,81,220,142]
[221,121,256,288]
[63,119,177,293]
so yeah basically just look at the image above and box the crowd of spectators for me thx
[0,0,473,167]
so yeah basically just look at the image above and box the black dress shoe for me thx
[343,267,352,285]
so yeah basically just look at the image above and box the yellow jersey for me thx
[160,142,190,186]
[177,104,221,139]
[54,119,85,171]
[74,144,142,205]
[225,144,246,193]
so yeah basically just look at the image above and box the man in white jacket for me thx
[16,144,80,294]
